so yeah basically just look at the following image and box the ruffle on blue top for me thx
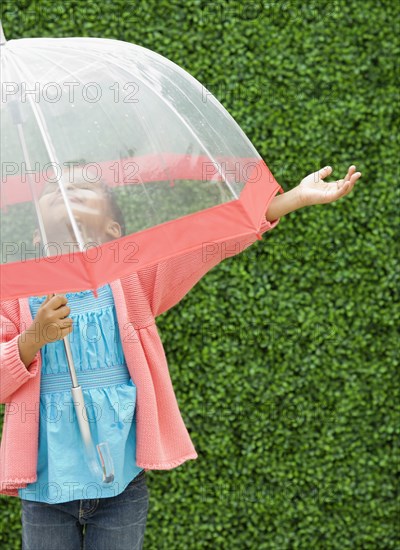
[18,284,143,504]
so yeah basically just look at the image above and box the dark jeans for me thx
[21,469,149,550]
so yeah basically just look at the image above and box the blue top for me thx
[18,284,143,504]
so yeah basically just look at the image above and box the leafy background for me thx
[0,1,399,548]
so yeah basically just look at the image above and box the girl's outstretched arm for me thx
[265,165,362,221]
[127,165,361,319]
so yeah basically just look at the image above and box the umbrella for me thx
[0,23,283,482]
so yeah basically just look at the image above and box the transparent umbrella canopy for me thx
[0,23,283,300]
[0,22,283,484]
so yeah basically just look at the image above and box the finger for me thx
[337,178,351,194]
[327,181,347,201]
[59,324,74,339]
[57,305,71,319]
[343,165,356,183]
[345,172,361,194]
[337,172,360,196]
[40,294,54,309]
[319,166,332,179]
[50,294,68,309]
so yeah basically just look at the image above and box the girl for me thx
[0,164,361,549]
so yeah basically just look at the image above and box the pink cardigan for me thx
[0,217,279,497]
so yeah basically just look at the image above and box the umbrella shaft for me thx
[63,336,79,387]
[71,386,94,450]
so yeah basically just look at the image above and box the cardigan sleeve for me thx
[0,309,40,404]
[137,216,280,318]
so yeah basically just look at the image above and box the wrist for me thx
[18,329,42,369]
[292,184,308,209]
[265,185,305,221]
[20,324,44,353]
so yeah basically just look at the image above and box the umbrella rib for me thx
[150,65,246,201]
[100,51,239,200]
[6,50,87,254]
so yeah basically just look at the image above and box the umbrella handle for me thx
[97,442,115,484]
[71,386,115,484]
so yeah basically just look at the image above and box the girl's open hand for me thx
[297,165,361,207]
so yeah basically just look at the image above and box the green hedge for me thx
[1,1,398,548]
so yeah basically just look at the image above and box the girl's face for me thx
[34,178,121,245]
